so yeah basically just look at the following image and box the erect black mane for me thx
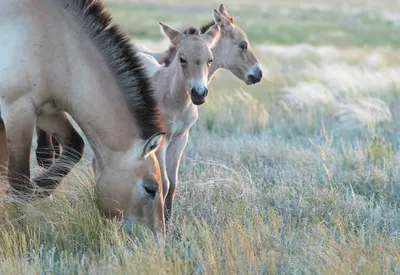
[200,21,215,34]
[69,0,165,138]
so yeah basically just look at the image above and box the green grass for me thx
[2,0,400,273]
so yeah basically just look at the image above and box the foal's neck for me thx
[156,59,193,111]
[208,45,224,82]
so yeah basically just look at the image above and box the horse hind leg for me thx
[35,126,55,169]
[35,112,84,196]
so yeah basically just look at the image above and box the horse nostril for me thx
[191,88,207,97]
[248,74,261,84]
[259,70,263,79]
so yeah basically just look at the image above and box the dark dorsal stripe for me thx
[70,0,165,139]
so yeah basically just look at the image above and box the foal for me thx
[0,0,166,238]
[141,4,263,85]
[136,22,221,225]
[134,6,263,225]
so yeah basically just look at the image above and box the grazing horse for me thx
[0,0,167,238]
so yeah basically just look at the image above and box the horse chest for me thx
[166,107,198,138]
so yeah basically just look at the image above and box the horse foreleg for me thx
[155,144,170,200]
[165,132,188,229]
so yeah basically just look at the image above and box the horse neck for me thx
[57,19,140,161]
[208,42,225,82]
[155,59,192,111]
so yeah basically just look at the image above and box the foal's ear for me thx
[218,4,234,22]
[142,132,166,158]
[213,9,232,29]
[159,22,183,46]
[202,23,221,48]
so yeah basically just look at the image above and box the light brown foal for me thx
[136,22,221,227]
[140,4,263,85]
[135,5,263,227]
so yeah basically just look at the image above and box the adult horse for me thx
[0,0,167,238]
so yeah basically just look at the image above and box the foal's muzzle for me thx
[190,87,208,105]
[247,69,263,85]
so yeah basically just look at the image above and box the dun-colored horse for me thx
[0,0,167,238]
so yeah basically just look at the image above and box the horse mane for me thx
[68,0,165,139]
[163,26,201,67]
[200,21,215,34]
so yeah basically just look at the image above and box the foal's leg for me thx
[156,144,170,200]
[165,133,188,227]
[36,127,55,169]
[34,112,84,196]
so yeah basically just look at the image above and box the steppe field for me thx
[1,0,400,273]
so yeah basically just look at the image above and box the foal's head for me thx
[210,4,263,85]
[160,21,221,105]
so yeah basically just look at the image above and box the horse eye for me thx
[208,59,213,65]
[180,57,187,65]
[143,185,157,199]
[239,42,248,50]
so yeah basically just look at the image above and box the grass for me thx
[2,0,400,273]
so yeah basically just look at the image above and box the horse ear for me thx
[159,22,182,46]
[142,132,166,158]
[213,9,232,29]
[202,23,221,48]
[218,4,233,22]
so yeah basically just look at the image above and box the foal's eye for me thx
[180,57,187,65]
[208,59,213,66]
[239,41,248,50]
[144,185,157,199]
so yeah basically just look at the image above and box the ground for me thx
[1,0,400,273]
